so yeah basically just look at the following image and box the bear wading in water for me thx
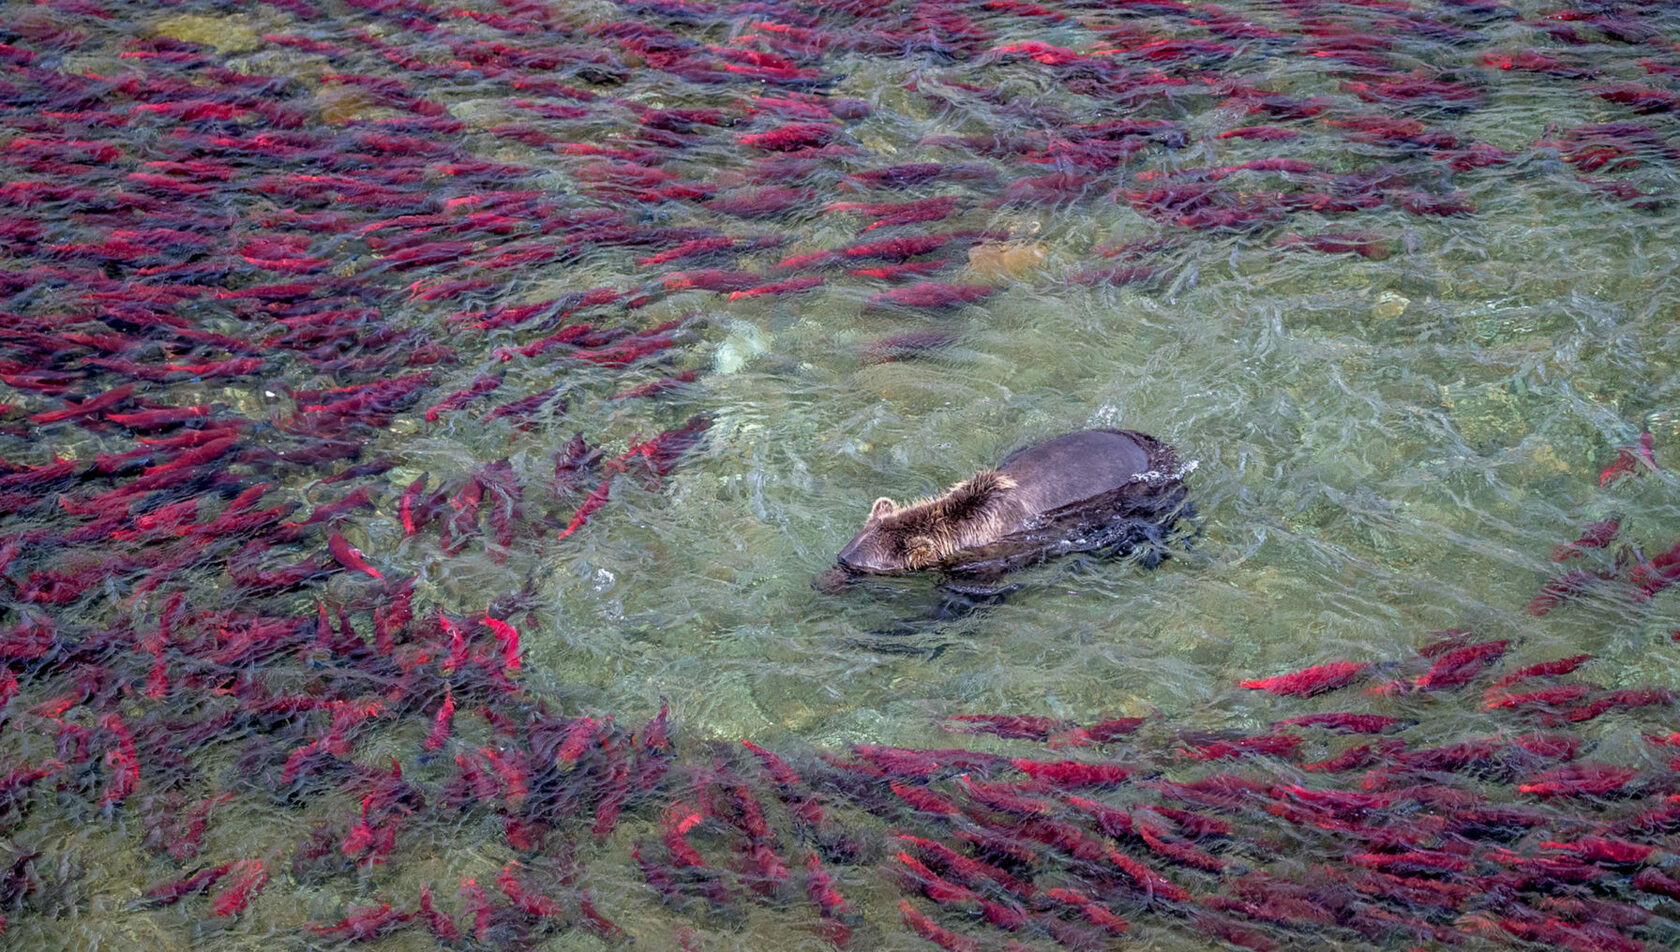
[815,429,1194,596]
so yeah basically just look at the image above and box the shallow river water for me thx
[2,0,1679,949]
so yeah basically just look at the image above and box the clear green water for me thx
[3,0,1680,948]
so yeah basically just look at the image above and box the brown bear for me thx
[816,429,1192,592]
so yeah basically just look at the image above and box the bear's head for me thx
[834,496,941,575]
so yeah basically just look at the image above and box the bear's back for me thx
[994,429,1156,530]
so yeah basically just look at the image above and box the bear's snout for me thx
[834,543,878,574]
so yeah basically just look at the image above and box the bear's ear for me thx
[868,497,897,522]
[904,535,937,568]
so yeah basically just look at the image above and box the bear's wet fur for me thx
[822,429,1193,589]
[848,469,1021,572]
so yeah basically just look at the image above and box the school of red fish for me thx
[2,0,1678,948]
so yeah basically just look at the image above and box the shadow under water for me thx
[838,501,1204,656]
